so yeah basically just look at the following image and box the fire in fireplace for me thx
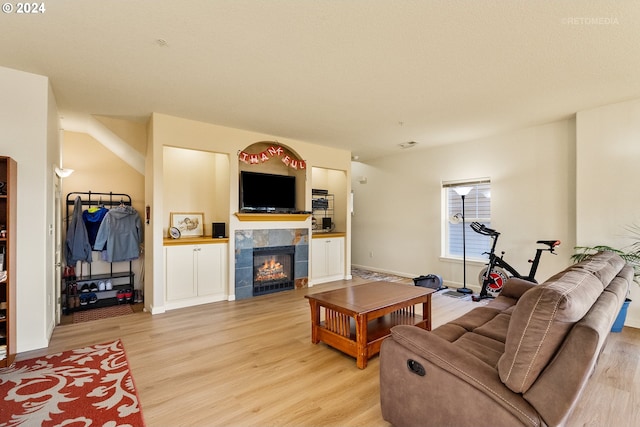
[253,245,295,296]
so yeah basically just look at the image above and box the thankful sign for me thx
[238,145,306,170]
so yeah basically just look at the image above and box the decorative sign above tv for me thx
[238,144,306,170]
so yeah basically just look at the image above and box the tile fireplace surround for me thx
[234,228,309,299]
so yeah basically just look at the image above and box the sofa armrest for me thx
[499,277,537,299]
[380,325,541,427]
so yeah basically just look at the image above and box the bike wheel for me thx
[478,266,509,297]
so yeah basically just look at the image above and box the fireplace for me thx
[253,245,295,296]
[235,228,309,300]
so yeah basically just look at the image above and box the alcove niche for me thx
[163,146,230,237]
[311,166,348,233]
[237,141,307,212]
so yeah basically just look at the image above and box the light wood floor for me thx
[17,276,640,427]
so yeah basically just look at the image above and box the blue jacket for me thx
[65,196,93,265]
[83,206,109,249]
[94,206,142,262]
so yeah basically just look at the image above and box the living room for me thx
[2,1,640,425]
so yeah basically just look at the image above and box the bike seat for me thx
[537,240,561,248]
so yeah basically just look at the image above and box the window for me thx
[443,179,491,260]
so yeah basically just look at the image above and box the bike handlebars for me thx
[470,222,499,237]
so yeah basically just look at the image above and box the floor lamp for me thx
[455,186,473,294]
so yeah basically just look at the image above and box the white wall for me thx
[352,118,576,290]
[0,66,59,352]
[576,98,640,328]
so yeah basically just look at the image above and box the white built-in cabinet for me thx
[164,239,228,310]
[311,234,345,284]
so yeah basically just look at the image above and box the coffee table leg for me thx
[355,314,368,369]
[423,294,432,331]
[309,300,320,344]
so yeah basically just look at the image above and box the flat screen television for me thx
[240,171,297,213]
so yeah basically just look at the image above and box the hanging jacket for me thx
[94,205,143,262]
[65,196,93,265]
[83,206,109,249]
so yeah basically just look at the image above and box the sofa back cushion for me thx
[570,250,626,285]
[497,255,617,393]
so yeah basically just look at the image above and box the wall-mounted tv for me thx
[240,171,296,213]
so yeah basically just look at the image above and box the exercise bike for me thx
[470,222,560,301]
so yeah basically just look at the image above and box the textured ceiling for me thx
[2,1,639,160]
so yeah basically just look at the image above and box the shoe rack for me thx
[63,267,137,312]
[0,156,17,367]
[63,191,138,314]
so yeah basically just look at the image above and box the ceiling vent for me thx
[398,141,418,149]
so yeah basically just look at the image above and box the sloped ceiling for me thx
[2,1,639,160]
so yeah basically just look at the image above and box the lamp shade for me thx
[454,186,472,197]
[55,167,74,178]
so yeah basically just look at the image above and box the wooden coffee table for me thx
[305,281,434,369]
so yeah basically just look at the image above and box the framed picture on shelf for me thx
[170,212,204,237]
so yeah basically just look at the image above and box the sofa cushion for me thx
[499,277,537,299]
[433,316,509,367]
[453,332,505,367]
[473,312,512,344]
[448,306,502,331]
[432,323,467,342]
[498,265,605,393]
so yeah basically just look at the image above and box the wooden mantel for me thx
[234,212,311,222]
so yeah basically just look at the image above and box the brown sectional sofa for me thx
[379,251,632,427]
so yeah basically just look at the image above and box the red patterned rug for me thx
[0,340,144,426]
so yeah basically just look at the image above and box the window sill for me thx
[439,256,487,267]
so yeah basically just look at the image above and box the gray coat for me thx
[94,205,142,262]
[65,196,93,265]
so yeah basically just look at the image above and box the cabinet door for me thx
[312,237,345,282]
[196,244,227,296]
[325,238,345,277]
[311,239,328,279]
[165,245,197,301]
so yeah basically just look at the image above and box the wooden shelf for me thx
[320,312,426,342]
[312,231,346,239]
[234,212,310,222]
[163,236,229,246]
